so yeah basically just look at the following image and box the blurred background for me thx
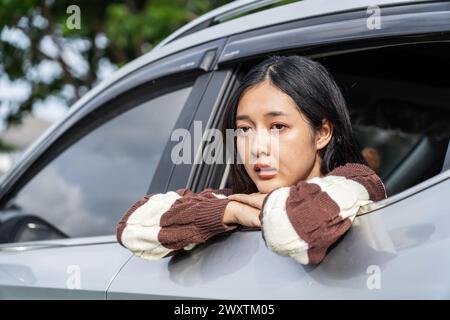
[0,0,234,175]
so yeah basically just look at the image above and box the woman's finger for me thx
[227,193,245,202]
[228,194,255,207]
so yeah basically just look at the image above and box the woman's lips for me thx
[256,167,277,180]
[254,163,278,180]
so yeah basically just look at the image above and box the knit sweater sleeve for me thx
[260,163,387,265]
[116,187,235,260]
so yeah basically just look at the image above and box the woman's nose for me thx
[251,129,271,159]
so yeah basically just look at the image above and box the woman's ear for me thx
[315,118,333,150]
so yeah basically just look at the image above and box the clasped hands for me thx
[223,193,268,228]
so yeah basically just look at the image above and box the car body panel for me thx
[0,236,131,299]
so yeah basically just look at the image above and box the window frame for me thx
[175,66,242,193]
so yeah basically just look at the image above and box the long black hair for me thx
[221,55,367,194]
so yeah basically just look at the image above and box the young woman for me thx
[116,55,387,265]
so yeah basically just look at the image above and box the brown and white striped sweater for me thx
[116,163,387,265]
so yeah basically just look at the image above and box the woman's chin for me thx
[255,178,287,194]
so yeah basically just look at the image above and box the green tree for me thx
[0,0,230,128]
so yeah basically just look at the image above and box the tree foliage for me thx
[0,0,230,127]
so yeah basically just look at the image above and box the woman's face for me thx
[235,81,332,194]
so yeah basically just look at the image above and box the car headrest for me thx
[354,125,448,195]
[384,136,444,195]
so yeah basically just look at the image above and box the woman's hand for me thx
[223,193,268,228]
[228,192,267,210]
[223,200,261,228]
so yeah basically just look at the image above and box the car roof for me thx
[153,0,280,49]
[154,0,428,49]
[69,0,424,116]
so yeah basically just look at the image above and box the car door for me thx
[106,170,450,299]
[0,40,223,298]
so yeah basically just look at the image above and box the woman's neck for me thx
[305,155,323,180]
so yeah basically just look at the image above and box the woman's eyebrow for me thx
[236,111,289,121]
[236,114,249,121]
[265,111,290,117]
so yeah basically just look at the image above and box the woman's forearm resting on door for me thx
[260,163,387,264]
[116,188,236,260]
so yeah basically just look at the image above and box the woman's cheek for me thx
[277,134,311,183]
[236,137,250,164]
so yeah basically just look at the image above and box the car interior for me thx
[221,41,450,197]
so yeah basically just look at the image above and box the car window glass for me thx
[0,86,192,243]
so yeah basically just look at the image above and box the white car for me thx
[0,0,450,299]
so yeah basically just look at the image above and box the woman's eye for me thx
[236,126,252,135]
[271,123,287,131]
